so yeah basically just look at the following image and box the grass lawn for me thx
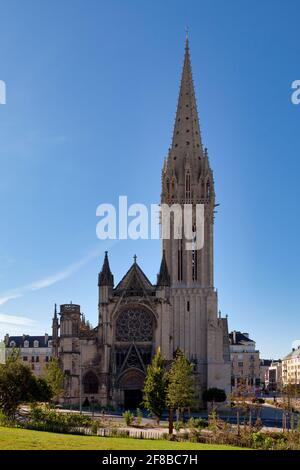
[0,426,246,450]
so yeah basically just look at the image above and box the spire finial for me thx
[133,254,137,264]
[54,303,57,318]
[185,26,189,48]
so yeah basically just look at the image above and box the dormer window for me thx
[24,340,29,348]
[9,341,15,348]
[33,340,39,348]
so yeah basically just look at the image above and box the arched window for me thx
[185,171,191,201]
[178,238,183,282]
[24,340,29,348]
[192,224,197,282]
[9,341,15,348]
[83,371,99,394]
[33,340,39,348]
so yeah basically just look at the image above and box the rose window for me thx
[116,309,153,342]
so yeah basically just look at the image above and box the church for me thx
[52,37,231,409]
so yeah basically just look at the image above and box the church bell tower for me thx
[161,36,231,395]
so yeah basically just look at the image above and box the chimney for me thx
[45,333,49,345]
[4,333,9,347]
[233,331,236,344]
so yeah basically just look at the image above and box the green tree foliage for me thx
[0,350,52,419]
[143,347,168,424]
[43,358,65,403]
[166,350,196,417]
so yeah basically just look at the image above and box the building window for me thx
[238,362,243,367]
[23,356,28,361]
[24,340,29,348]
[178,238,183,281]
[187,301,190,312]
[185,171,191,201]
[192,250,197,281]
[116,308,154,342]
[33,340,39,348]
[36,356,39,362]
[31,357,34,363]
[9,341,15,348]
[45,356,49,363]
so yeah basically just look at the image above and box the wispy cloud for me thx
[0,244,115,307]
[0,313,36,327]
[0,313,41,338]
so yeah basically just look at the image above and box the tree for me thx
[43,358,65,403]
[202,388,227,410]
[0,351,52,419]
[166,350,196,427]
[143,347,167,425]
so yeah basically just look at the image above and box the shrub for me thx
[136,408,143,426]
[174,420,184,432]
[122,410,134,426]
[187,417,208,429]
[27,406,93,433]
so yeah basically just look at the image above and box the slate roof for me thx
[229,331,255,345]
[283,347,300,361]
[6,335,52,348]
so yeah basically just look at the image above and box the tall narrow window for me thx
[178,238,183,282]
[185,171,191,201]
[192,224,197,281]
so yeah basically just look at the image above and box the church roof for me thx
[114,257,154,294]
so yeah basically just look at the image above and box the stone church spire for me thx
[163,36,204,191]
[171,36,203,159]
[98,251,114,287]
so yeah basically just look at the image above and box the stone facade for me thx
[53,37,231,408]
[3,334,52,376]
[282,346,300,385]
[229,331,260,391]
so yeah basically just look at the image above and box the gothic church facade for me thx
[52,38,231,408]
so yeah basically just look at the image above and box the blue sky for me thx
[0,0,299,358]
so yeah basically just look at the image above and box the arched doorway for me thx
[119,369,145,409]
[83,371,99,394]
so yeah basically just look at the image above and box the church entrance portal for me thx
[119,369,145,409]
[124,389,143,409]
